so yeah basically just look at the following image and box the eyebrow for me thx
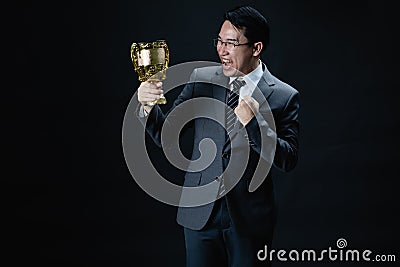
[218,35,239,42]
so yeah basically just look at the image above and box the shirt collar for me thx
[228,60,264,100]
[229,60,263,86]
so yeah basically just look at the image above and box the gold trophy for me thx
[131,40,169,106]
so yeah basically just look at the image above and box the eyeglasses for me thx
[213,38,251,50]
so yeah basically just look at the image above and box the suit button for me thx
[222,153,230,159]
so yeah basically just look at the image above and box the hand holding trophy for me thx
[131,40,169,106]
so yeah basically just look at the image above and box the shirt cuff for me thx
[138,105,149,117]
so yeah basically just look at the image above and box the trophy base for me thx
[146,95,167,106]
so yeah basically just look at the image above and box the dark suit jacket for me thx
[142,64,299,237]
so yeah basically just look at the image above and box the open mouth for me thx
[222,59,233,68]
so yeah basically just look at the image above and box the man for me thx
[137,6,299,267]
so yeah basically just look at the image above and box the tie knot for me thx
[231,78,246,93]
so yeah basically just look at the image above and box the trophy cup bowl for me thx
[131,40,169,106]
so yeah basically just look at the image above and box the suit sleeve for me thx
[245,91,300,172]
[136,69,198,147]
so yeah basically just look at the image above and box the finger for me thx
[148,81,163,88]
[242,95,252,101]
[142,81,162,90]
[141,98,157,103]
[146,89,164,95]
[242,97,258,110]
[147,78,161,84]
[241,96,253,105]
[140,96,158,103]
[139,84,162,94]
[234,106,240,115]
[141,92,162,99]
[239,99,249,107]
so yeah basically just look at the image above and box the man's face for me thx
[217,20,255,77]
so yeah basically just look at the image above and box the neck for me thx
[242,58,260,75]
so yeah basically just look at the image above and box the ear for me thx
[252,42,263,56]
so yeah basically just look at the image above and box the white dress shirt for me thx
[228,60,264,101]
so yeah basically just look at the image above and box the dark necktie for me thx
[225,78,246,134]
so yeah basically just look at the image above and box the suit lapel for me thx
[251,64,274,105]
[211,68,229,101]
[211,68,229,124]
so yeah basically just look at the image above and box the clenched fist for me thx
[234,96,259,126]
[137,81,164,111]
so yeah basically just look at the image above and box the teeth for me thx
[222,59,232,65]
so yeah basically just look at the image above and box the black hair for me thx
[223,6,270,51]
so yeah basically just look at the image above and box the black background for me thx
[6,0,399,266]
